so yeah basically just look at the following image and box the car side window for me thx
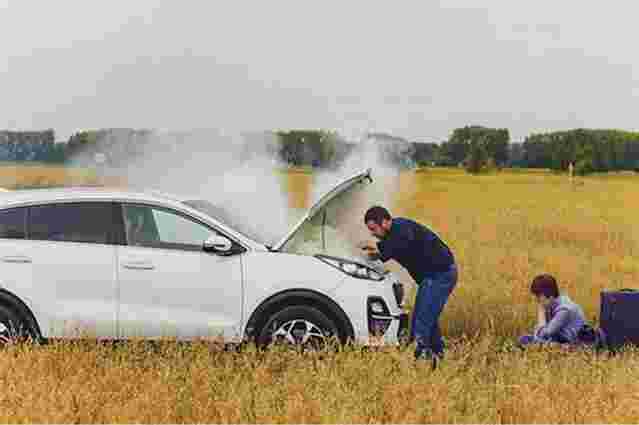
[0,208,27,239]
[29,203,117,245]
[123,204,217,251]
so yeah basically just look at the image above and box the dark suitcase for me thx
[600,289,639,349]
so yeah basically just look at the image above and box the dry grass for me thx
[2,165,639,423]
[279,168,313,210]
[2,341,639,423]
[0,162,123,189]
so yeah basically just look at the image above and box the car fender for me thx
[241,252,355,339]
[242,288,355,341]
[242,252,348,294]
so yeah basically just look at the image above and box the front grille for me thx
[392,282,405,307]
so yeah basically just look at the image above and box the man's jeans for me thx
[411,265,458,359]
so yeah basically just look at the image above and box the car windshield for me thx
[182,199,268,246]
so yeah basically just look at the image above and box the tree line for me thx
[520,129,639,174]
[0,130,65,162]
[2,127,639,175]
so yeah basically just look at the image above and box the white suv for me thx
[0,169,407,346]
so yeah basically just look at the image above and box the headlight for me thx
[316,255,386,281]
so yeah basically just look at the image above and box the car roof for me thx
[0,186,189,209]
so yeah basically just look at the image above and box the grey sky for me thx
[1,0,637,142]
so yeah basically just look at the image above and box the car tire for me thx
[0,304,34,346]
[257,305,341,349]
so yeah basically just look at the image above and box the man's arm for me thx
[359,223,402,262]
[375,239,395,262]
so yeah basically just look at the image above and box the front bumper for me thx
[364,308,410,346]
[398,310,410,342]
[361,274,410,346]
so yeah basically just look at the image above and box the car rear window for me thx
[0,208,27,239]
[29,203,118,245]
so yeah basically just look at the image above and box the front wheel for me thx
[257,305,341,349]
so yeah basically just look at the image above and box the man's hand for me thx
[358,240,377,252]
[358,241,380,260]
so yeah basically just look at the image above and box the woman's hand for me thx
[536,302,547,327]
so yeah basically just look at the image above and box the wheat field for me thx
[1,164,639,423]
[0,162,126,189]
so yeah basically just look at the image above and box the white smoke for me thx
[311,132,405,213]
[287,132,411,277]
[83,128,292,247]
[72,126,415,286]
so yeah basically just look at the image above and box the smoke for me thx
[311,132,414,213]
[80,129,292,247]
[71,127,415,287]
[286,133,410,274]
[291,132,419,286]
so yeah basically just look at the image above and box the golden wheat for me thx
[0,162,126,189]
[1,165,638,423]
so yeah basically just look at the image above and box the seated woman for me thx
[519,274,587,346]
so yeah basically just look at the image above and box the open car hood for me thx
[273,168,373,252]
[273,168,388,272]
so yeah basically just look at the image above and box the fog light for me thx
[370,301,385,314]
[367,297,392,337]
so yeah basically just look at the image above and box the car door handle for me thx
[1,256,32,264]
[122,260,155,270]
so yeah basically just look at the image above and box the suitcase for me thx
[600,289,639,350]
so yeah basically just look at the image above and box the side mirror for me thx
[203,235,233,253]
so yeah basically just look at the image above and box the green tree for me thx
[445,126,510,173]
[464,136,489,174]
[275,130,343,167]
[413,142,440,167]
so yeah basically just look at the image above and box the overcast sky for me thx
[1,0,638,142]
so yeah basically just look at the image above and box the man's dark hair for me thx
[530,274,560,298]
[364,206,391,225]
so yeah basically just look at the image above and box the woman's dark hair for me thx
[364,206,391,225]
[530,274,560,298]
